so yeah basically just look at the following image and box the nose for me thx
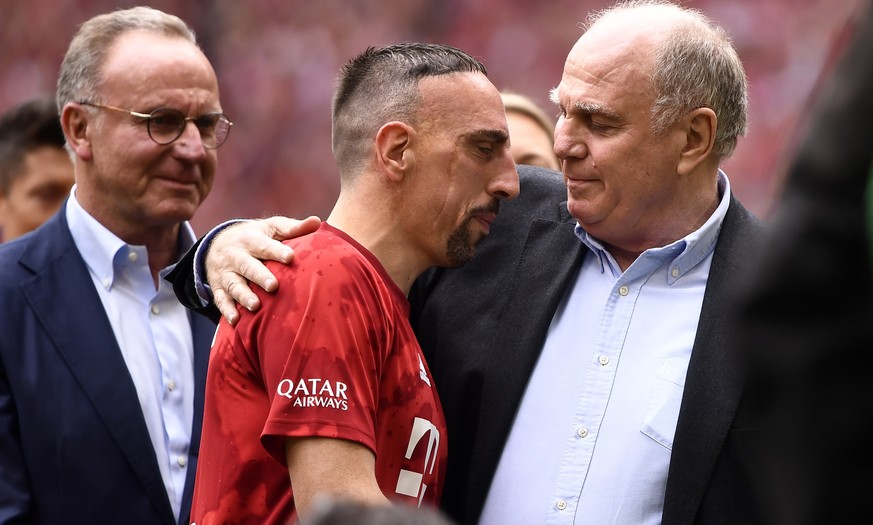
[488,150,520,201]
[173,120,207,160]
[553,117,586,163]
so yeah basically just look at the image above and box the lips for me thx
[155,169,201,187]
[470,208,498,237]
[564,171,600,194]
[156,176,198,189]
[564,168,595,182]
[476,212,497,226]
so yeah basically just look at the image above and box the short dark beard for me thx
[445,199,500,267]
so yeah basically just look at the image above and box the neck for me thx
[75,186,183,288]
[116,225,181,288]
[605,180,721,272]
[327,190,425,295]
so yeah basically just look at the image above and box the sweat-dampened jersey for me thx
[189,223,447,525]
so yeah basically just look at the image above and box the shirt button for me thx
[102,277,111,288]
[167,379,176,392]
[618,285,629,296]
[671,267,680,277]
[128,251,138,262]
[556,499,568,511]
[151,304,160,315]
[576,427,589,438]
[177,455,187,468]
[599,355,609,366]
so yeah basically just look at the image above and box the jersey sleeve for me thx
[235,238,395,465]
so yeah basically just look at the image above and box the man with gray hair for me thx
[172,1,766,523]
[0,7,317,525]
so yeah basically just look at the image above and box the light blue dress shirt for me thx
[479,173,732,525]
[66,187,196,521]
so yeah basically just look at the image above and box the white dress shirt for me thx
[66,186,196,521]
[479,173,732,524]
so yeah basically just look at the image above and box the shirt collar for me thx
[574,170,732,282]
[65,184,196,291]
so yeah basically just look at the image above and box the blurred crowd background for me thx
[0,0,864,234]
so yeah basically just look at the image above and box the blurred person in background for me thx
[0,6,282,525]
[733,1,873,523]
[0,96,74,242]
[501,91,561,171]
[308,498,457,525]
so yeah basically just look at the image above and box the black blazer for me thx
[0,206,215,525]
[409,165,767,525]
[167,165,766,525]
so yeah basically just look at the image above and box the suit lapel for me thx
[661,198,760,525]
[19,213,176,524]
[177,312,216,524]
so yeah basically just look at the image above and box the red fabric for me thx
[191,223,447,525]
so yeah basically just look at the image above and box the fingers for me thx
[239,220,294,264]
[213,287,242,326]
[205,216,322,319]
[260,215,322,264]
[267,215,322,245]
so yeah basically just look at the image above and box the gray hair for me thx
[56,6,197,112]
[588,0,748,158]
[331,42,488,179]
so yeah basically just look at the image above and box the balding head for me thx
[580,0,748,158]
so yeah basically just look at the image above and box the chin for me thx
[149,205,198,226]
[442,241,474,267]
[445,225,478,267]
[566,198,598,224]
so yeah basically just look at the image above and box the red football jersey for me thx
[190,223,447,525]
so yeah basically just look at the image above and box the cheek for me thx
[444,182,478,221]
[200,157,219,192]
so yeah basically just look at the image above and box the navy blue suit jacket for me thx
[0,205,215,525]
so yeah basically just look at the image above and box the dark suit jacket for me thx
[409,165,767,525]
[168,165,766,525]
[0,206,215,525]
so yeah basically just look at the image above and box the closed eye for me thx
[588,119,614,132]
[464,129,509,159]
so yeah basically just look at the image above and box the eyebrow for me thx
[464,129,510,144]
[549,88,623,122]
[573,101,622,122]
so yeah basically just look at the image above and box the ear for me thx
[677,107,716,176]
[375,121,414,182]
[61,103,93,161]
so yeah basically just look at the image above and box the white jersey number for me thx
[394,417,440,506]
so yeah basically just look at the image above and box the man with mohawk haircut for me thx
[188,42,518,524]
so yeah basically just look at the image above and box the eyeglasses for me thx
[78,101,233,149]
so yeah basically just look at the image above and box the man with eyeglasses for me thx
[0,7,312,525]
